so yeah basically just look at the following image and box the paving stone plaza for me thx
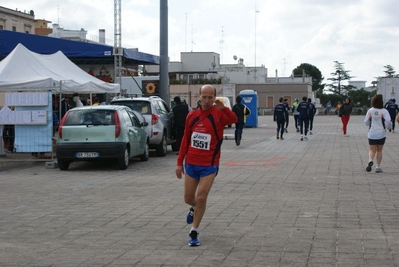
[1,115,399,266]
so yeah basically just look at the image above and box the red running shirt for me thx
[177,106,237,167]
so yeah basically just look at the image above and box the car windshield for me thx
[64,109,115,125]
[112,101,152,115]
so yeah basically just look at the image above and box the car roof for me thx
[111,96,163,102]
[68,105,126,111]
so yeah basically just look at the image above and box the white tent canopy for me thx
[0,43,120,94]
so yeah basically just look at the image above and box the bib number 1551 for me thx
[191,132,211,150]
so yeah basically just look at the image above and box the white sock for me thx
[376,164,380,168]
[190,227,199,233]
[369,158,373,162]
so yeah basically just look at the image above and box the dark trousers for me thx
[298,117,309,136]
[308,116,314,131]
[175,125,185,151]
[276,120,285,137]
[285,116,289,129]
[235,122,244,141]
[389,113,396,130]
[294,115,299,130]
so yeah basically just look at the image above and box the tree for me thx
[383,65,396,77]
[347,88,376,108]
[326,61,354,95]
[292,63,324,92]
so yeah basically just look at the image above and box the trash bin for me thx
[239,89,258,127]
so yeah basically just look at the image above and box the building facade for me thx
[145,51,313,109]
[0,6,35,33]
[377,77,399,101]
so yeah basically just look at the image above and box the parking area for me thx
[1,115,399,266]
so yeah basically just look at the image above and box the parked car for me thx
[56,105,149,170]
[110,96,175,156]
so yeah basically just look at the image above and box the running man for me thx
[292,98,300,132]
[384,99,399,133]
[175,84,237,246]
[307,98,317,135]
[274,97,289,140]
[297,96,311,141]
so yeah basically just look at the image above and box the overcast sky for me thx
[3,0,399,86]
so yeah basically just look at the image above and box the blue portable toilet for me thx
[239,89,258,127]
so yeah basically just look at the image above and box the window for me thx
[12,26,16,31]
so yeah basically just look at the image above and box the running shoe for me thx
[280,137,284,140]
[304,136,308,140]
[276,133,279,139]
[366,161,373,172]
[186,207,194,224]
[375,167,383,173]
[285,128,288,133]
[300,137,303,141]
[188,230,200,246]
[309,131,313,135]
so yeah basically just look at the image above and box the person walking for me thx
[292,98,300,132]
[171,96,191,154]
[364,94,391,173]
[175,84,237,247]
[283,98,290,132]
[384,99,399,133]
[307,98,317,135]
[232,95,250,146]
[297,96,310,141]
[326,101,332,115]
[339,98,352,136]
[274,97,289,140]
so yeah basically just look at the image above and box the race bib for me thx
[191,132,211,150]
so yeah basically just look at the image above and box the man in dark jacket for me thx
[297,96,310,141]
[171,96,191,153]
[384,99,399,133]
[307,98,317,135]
[274,97,289,140]
[232,96,250,146]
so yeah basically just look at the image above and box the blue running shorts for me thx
[184,163,219,180]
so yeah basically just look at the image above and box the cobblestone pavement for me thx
[1,115,399,266]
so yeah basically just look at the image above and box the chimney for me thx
[275,69,278,83]
[99,29,105,44]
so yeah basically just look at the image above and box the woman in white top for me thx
[364,94,391,173]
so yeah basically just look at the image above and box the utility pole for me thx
[159,0,169,103]
[254,1,260,81]
[114,0,122,89]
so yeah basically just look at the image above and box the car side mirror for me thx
[141,122,149,127]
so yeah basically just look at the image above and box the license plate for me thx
[76,152,99,158]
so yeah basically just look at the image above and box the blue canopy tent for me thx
[0,30,160,65]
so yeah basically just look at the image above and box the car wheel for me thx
[118,146,129,170]
[171,140,179,152]
[58,158,70,170]
[155,133,167,157]
[139,140,150,161]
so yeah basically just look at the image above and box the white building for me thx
[377,77,399,101]
[145,52,269,84]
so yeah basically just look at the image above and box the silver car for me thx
[110,96,175,157]
[56,105,149,170]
